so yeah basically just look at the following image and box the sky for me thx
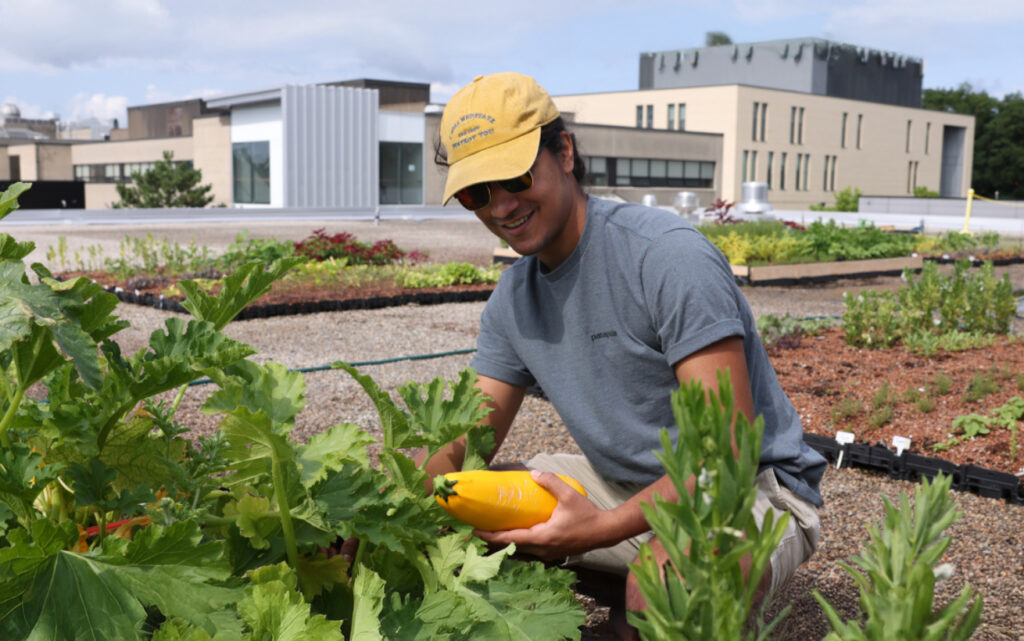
[2,0,1022,128]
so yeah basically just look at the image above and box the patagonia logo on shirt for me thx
[590,330,618,342]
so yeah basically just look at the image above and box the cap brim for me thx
[442,128,541,206]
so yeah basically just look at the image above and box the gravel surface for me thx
[16,219,1024,639]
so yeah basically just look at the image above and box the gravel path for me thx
[17,219,1024,639]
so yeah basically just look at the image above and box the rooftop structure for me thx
[640,38,924,108]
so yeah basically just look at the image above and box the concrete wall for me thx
[35,144,72,181]
[84,183,121,209]
[73,136,193,165]
[552,85,974,210]
[0,146,8,181]
[5,144,38,181]
[193,113,233,207]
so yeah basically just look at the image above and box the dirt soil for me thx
[770,328,1024,476]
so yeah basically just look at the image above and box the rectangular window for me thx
[678,103,686,131]
[780,152,787,190]
[830,155,837,191]
[925,122,931,154]
[906,120,912,153]
[856,114,863,149]
[823,156,830,192]
[789,106,796,144]
[646,104,654,129]
[798,107,805,144]
[9,155,20,181]
[913,161,919,191]
[841,112,848,148]
[585,157,609,186]
[750,150,757,182]
[802,154,809,191]
[636,106,642,128]
[667,104,675,130]
[794,153,801,190]
[742,150,749,183]
[907,161,913,193]
[766,151,774,189]
[752,102,759,141]
[232,141,271,204]
[760,103,767,142]
[379,141,423,204]
[608,157,712,188]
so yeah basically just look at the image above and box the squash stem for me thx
[271,451,300,572]
[0,384,27,448]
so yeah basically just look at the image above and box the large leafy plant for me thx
[0,183,583,640]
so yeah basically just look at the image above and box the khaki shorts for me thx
[526,453,820,597]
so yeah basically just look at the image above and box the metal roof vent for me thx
[736,182,774,219]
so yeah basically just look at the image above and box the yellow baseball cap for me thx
[440,72,560,205]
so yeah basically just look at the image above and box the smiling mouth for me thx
[500,212,532,230]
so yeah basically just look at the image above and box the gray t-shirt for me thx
[471,196,825,507]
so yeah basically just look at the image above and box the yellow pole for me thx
[962,188,975,234]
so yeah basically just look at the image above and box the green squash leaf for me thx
[180,258,301,330]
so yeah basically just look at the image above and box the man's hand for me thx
[472,469,614,560]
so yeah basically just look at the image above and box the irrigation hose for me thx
[186,347,479,387]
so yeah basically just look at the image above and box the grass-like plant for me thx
[814,473,982,640]
[962,372,998,403]
[628,371,789,641]
[932,373,954,396]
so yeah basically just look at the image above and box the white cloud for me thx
[66,92,128,125]
[144,84,224,104]
[429,82,462,104]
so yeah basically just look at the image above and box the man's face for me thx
[472,132,581,268]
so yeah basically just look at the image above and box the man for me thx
[422,72,826,634]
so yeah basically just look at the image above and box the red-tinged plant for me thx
[293,228,426,265]
[704,198,739,225]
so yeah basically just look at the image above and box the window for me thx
[591,156,714,188]
[752,102,759,141]
[750,150,757,182]
[841,112,848,148]
[779,152,787,190]
[760,103,767,142]
[794,153,801,190]
[9,155,20,181]
[789,107,796,143]
[856,114,863,149]
[585,157,608,186]
[906,120,912,153]
[232,141,271,204]
[802,154,809,191]
[830,156,837,191]
[925,122,931,154]
[678,103,686,131]
[636,106,643,128]
[907,161,913,193]
[379,142,423,204]
[798,107,805,144]
[72,161,167,183]
[742,150,749,182]
[667,104,675,130]
[823,156,830,191]
[913,161,918,190]
[766,151,774,189]
[646,105,654,129]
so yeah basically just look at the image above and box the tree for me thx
[113,150,215,208]
[705,31,732,46]
[923,84,1024,199]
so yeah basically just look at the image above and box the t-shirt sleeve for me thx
[641,228,746,368]
[469,291,536,388]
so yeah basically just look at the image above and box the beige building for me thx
[552,84,975,209]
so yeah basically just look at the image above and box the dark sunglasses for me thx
[454,170,534,211]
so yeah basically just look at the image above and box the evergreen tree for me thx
[113,150,215,208]
[705,31,732,46]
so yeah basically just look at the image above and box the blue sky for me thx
[2,0,1021,127]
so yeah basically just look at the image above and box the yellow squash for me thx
[433,470,587,531]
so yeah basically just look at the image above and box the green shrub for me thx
[913,185,940,198]
[933,373,954,395]
[963,373,998,403]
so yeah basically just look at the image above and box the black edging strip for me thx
[803,432,1024,506]
[101,286,494,319]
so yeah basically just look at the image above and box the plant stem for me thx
[0,384,27,447]
[270,452,300,572]
[169,383,189,416]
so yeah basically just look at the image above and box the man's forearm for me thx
[598,472,696,548]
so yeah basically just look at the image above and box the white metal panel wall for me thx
[230,103,284,208]
[282,85,379,209]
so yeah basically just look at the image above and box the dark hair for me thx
[433,116,586,185]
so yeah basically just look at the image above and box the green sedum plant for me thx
[628,371,790,641]
[813,474,982,641]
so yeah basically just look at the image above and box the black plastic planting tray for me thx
[803,433,1024,505]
